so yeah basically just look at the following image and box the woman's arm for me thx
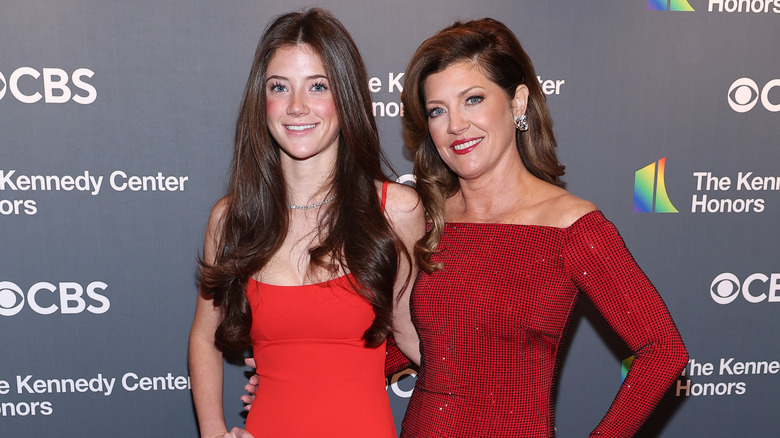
[385,333,415,377]
[188,198,230,438]
[565,212,688,437]
[383,182,425,366]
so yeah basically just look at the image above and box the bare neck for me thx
[281,152,336,205]
[448,157,545,223]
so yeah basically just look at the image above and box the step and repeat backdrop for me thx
[1,0,778,436]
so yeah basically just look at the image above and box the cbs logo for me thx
[710,273,780,304]
[0,67,96,104]
[0,281,109,316]
[728,78,780,113]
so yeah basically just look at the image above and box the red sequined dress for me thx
[396,210,687,437]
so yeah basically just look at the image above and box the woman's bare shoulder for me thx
[538,190,598,228]
[382,181,421,212]
[207,196,231,226]
[201,196,232,261]
[378,181,424,232]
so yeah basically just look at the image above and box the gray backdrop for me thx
[1,0,778,436]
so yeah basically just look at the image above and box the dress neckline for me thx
[249,273,352,288]
[442,209,603,231]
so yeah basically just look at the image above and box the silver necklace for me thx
[288,195,335,210]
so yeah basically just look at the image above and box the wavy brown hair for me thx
[200,8,405,350]
[401,18,565,270]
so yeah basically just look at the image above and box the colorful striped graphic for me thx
[633,157,679,213]
[621,356,635,382]
[647,0,695,11]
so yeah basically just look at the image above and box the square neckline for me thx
[248,273,352,288]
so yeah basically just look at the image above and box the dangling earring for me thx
[513,114,529,132]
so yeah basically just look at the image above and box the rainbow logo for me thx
[621,356,635,383]
[634,157,679,213]
[647,0,695,11]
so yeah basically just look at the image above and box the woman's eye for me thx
[466,95,483,105]
[427,107,444,118]
[269,83,287,93]
[311,82,328,92]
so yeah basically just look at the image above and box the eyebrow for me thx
[266,74,329,82]
[426,85,485,105]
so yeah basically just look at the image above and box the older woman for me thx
[390,17,688,437]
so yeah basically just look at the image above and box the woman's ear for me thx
[511,84,529,117]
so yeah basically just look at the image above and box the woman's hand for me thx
[241,357,258,411]
[222,427,254,438]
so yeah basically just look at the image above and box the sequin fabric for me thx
[385,334,414,377]
[397,210,687,437]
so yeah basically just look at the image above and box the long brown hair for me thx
[401,18,565,269]
[200,8,404,350]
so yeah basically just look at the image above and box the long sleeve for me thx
[564,213,689,437]
[385,333,415,378]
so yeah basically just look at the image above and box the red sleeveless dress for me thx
[244,182,395,437]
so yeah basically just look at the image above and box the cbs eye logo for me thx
[0,282,25,316]
[728,78,780,113]
[710,273,780,304]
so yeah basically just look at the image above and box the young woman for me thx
[188,9,423,438]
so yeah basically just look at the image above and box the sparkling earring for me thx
[513,114,529,132]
